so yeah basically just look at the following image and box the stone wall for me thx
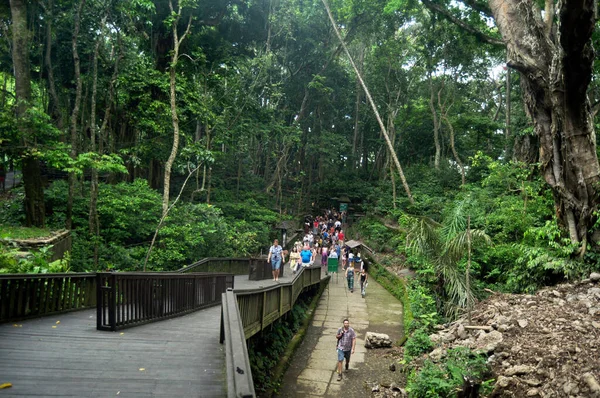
[7,229,71,262]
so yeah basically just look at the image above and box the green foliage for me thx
[406,278,440,333]
[0,244,70,274]
[0,187,26,226]
[406,347,492,398]
[355,216,400,252]
[404,328,433,360]
[248,295,311,394]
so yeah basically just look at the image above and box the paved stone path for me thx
[277,266,404,397]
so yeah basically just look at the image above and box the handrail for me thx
[0,273,97,323]
[220,265,328,397]
[221,289,255,398]
[97,272,234,331]
[234,265,324,339]
[178,257,252,275]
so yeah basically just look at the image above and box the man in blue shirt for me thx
[300,245,314,267]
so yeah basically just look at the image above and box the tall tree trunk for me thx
[390,163,397,209]
[352,46,364,171]
[322,0,414,204]
[504,58,511,157]
[162,1,192,217]
[67,0,86,230]
[489,0,600,245]
[89,16,108,268]
[43,0,62,129]
[10,0,45,227]
[429,76,441,169]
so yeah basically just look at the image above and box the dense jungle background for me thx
[2,0,600,394]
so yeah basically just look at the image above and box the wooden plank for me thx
[0,306,225,397]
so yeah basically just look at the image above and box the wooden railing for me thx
[178,257,252,275]
[235,265,324,339]
[0,273,96,323]
[97,272,234,331]
[220,265,327,398]
[221,289,255,398]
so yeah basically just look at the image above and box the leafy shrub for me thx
[0,244,70,274]
[406,278,440,332]
[0,188,26,226]
[248,295,310,394]
[404,328,433,360]
[407,347,492,397]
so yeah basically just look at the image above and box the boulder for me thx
[474,330,503,354]
[505,365,534,376]
[429,347,445,361]
[590,272,600,282]
[365,332,392,349]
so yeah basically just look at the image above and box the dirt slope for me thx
[426,273,600,397]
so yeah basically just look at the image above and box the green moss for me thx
[0,225,52,240]
[368,259,412,338]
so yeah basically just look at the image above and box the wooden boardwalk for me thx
[0,305,225,397]
[0,269,322,397]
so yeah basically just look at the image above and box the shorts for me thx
[271,259,281,270]
[337,348,351,362]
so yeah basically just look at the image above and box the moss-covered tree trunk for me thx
[10,0,45,227]
[490,0,600,246]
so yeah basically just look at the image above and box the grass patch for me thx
[0,225,52,240]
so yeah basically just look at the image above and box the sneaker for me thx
[337,373,342,381]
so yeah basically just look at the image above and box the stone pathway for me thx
[277,267,404,397]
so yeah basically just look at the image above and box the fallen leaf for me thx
[12,324,22,328]
[116,392,120,395]
[51,326,57,329]
[0,383,12,389]
[139,368,145,371]
[120,332,124,335]
[55,321,60,324]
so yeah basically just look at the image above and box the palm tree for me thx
[404,199,491,317]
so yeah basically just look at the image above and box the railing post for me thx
[109,273,117,331]
[261,291,267,332]
[96,273,103,330]
[279,286,283,316]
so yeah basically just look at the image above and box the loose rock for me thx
[365,332,392,349]
[505,365,534,376]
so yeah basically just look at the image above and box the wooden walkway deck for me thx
[0,305,224,397]
[0,269,325,397]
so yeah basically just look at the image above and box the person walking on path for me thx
[289,245,301,274]
[345,262,355,293]
[300,244,313,267]
[335,319,356,381]
[267,239,285,281]
[359,268,368,297]
[321,245,328,266]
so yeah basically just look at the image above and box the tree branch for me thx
[461,0,493,17]
[422,0,504,46]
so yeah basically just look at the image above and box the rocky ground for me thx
[357,271,600,397]
[423,272,600,397]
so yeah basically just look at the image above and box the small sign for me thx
[339,203,348,211]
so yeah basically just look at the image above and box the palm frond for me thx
[445,229,492,263]
[440,200,466,241]
[405,215,442,259]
